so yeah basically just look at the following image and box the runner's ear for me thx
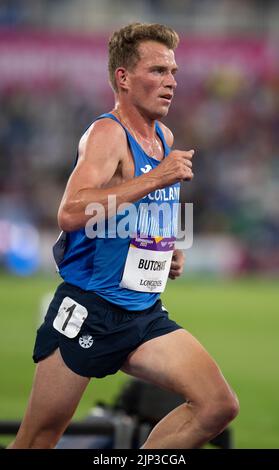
[115,67,128,91]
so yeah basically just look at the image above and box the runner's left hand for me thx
[168,249,185,280]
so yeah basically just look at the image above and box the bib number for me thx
[53,297,88,338]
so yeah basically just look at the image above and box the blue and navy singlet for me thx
[53,113,180,311]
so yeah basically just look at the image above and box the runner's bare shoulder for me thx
[157,121,174,148]
[78,117,127,162]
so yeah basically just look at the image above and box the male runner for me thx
[10,23,239,449]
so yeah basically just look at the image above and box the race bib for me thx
[120,237,175,293]
[53,297,88,338]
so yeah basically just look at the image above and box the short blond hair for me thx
[108,22,179,91]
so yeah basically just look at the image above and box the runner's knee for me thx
[197,390,239,436]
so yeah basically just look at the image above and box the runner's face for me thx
[127,41,178,119]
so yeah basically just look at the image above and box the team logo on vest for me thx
[79,335,94,349]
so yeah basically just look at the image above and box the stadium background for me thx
[0,0,278,448]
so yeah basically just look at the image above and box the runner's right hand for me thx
[151,149,194,188]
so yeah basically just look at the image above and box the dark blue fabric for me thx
[33,282,182,378]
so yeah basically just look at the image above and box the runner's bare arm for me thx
[58,119,193,232]
[58,119,155,231]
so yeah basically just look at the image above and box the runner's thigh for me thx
[121,329,233,406]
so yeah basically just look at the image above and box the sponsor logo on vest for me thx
[140,164,152,174]
[138,259,167,271]
[139,279,163,290]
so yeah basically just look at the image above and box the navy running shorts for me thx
[33,282,183,378]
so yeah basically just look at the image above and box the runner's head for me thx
[108,23,179,118]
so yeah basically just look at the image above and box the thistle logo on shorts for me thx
[79,335,94,349]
